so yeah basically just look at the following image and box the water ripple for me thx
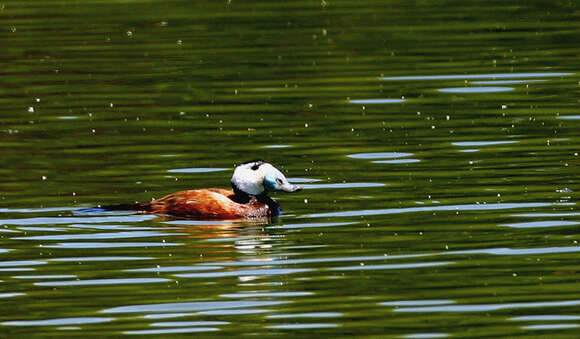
[124,327,219,335]
[348,152,413,159]
[452,141,518,147]
[373,159,421,164]
[198,308,270,316]
[35,278,171,287]
[301,182,385,189]
[511,212,580,217]
[13,275,77,280]
[510,315,580,321]
[220,291,312,298]
[380,72,573,80]
[198,254,427,267]
[266,323,339,329]
[331,261,451,271]
[438,87,514,93]
[42,242,181,249]
[269,221,356,229]
[304,202,552,218]
[2,317,114,326]
[0,215,155,225]
[127,266,222,273]
[449,246,580,256]
[402,334,449,339]
[500,221,580,228]
[522,324,580,330]
[0,260,46,267]
[267,312,342,319]
[348,98,406,104]
[471,80,547,85]
[151,321,229,327]
[50,256,153,262]
[381,300,455,307]
[0,293,25,298]
[14,231,182,241]
[175,268,311,278]
[388,299,580,313]
[263,144,291,148]
[143,313,195,319]
[102,300,287,314]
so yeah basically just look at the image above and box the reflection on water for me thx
[2,317,114,327]
[437,87,514,93]
[452,141,518,147]
[348,98,406,104]
[380,72,573,80]
[385,299,580,313]
[471,80,547,85]
[1,0,579,337]
[348,152,414,159]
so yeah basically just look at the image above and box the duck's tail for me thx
[76,202,151,215]
[102,202,153,212]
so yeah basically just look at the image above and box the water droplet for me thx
[27,107,34,113]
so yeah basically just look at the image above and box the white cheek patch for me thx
[231,163,265,195]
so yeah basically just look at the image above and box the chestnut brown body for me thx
[136,188,271,219]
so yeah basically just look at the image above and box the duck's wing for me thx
[145,189,269,219]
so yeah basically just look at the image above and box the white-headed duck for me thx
[104,160,302,219]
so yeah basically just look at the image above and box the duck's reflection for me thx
[157,216,288,263]
[159,216,270,240]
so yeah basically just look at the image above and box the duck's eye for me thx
[276,178,283,185]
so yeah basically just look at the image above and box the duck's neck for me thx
[256,193,282,216]
[232,187,281,216]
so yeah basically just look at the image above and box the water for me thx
[1,0,579,337]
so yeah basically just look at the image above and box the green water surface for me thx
[0,0,579,337]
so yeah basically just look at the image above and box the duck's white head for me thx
[231,160,302,196]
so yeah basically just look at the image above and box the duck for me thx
[102,160,302,219]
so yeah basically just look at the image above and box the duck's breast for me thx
[146,189,269,219]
